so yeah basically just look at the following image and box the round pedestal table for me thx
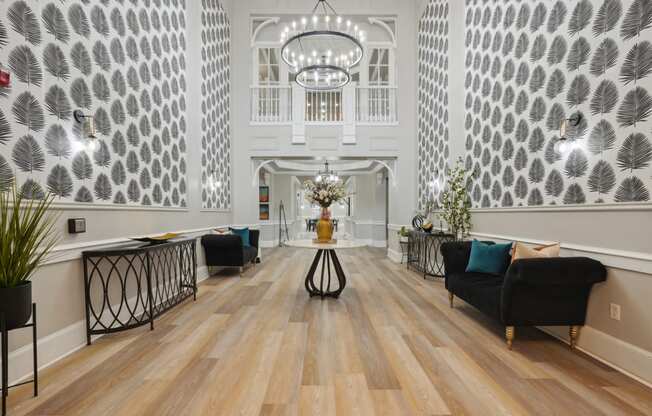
[285,240,365,298]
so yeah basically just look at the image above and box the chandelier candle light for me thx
[280,0,365,90]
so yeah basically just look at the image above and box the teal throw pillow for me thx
[230,227,250,247]
[465,240,513,275]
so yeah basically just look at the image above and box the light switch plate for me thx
[609,303,621,321]
[68,218,86,234]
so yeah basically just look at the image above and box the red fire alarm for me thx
[0,65,10,88]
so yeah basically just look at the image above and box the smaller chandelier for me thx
[315,162,339,183]
[280,0,365,91]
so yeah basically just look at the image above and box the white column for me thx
[292,84,305,144]
[342,82,356,144]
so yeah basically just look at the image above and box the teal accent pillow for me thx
[465,240,513,275]
[230,227,250,247]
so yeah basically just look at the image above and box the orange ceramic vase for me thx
[316,207,333,242]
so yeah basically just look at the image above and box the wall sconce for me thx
[554,112,582,154]
[73,110,97,140]
[209,169,222,191]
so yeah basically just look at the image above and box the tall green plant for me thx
[441,160,472,239]
[0,183,59,288]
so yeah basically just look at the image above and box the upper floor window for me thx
[258,48,280,84]
[368,48,390,85]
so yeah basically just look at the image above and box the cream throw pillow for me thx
[511,242,560,263]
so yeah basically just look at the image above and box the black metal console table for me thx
[82,238,197,345]
[407,230,455,279]
[1,304,38,416]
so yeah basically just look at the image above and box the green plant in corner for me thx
[0,183,60,288]
[441,159,472,240]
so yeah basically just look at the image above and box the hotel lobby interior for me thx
[0,0,651,414]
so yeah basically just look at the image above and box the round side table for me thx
[286,240,366,299]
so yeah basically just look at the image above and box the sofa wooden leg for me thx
[448,292,454,308]
[506,326,515,350]
[569,326,580,350]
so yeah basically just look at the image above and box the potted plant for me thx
[398,226,410,242]
[440,159,472,240]
[303,179,347,242]
[0,184,59,330]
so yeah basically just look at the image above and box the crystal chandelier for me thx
[315,162,339,183]
[280,0,365,91]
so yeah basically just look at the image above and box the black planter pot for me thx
[0,281,32,330]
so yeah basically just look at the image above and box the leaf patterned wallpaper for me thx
[417,0,450,211]
[463,0,652,208]
[201,0,231,210]
[0,0,188,207]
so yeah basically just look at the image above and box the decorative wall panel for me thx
[464,0,652,208]
[0,0,188,207]
[200,0,231,210]
[417,0,450,211]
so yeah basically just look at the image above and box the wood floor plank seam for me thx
[5,247,651,416]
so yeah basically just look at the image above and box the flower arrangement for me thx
[303,180,347,208]
[440,159,472,239]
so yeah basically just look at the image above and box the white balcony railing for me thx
[249,84,398,130]
[355,86,397,124]
[305,90,343,123]
[250,85,292,123]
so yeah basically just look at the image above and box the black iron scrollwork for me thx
[82,239,197,344]
[407,230,455,279]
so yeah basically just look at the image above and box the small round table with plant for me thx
[295,178,358,298]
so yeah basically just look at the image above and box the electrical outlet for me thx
[609,303,621,321]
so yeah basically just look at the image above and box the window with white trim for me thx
[258,48,280,84]
[368,48,390,85]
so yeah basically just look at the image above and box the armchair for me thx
[201,229,260,274]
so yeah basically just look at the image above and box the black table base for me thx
[2,304,38,416]
[305,249,346,298]
[407,230,455,279]
[82,239,197,344]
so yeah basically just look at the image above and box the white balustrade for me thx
[250,85,292,123]
[355,86,397,124]
[250,84,398,125]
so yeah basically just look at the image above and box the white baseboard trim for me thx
[387,248,403,263]
[539,326,652,388]
[3,264,212,386]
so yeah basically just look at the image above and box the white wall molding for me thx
[46,224,266,266]
[539,326,652,388]
[386,224,652,275]
[470,232,652,275]
[470,202,652,213]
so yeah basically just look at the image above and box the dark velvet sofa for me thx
[440,241,607,349]
[201,229,260,274]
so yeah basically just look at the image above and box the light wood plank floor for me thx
[7,247,652,415]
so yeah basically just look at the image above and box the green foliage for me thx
[441,159,472,239]
[0,183,59,288]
